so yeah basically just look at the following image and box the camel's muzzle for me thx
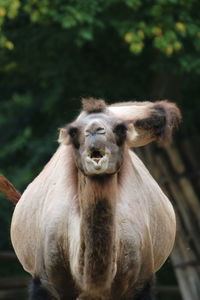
[85,148,110,174]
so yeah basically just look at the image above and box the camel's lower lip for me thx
[83,148,111,174]
[85,154,109,172]
[86,155,106,167]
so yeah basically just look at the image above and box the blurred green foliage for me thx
[0,2,199,293]
[1,0,200,71]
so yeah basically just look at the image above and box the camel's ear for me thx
[109,100,181,147]
[58,125,80,149]
[58,128,69,145]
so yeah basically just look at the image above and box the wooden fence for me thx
[0,252,28,299]
[136,134,200,300]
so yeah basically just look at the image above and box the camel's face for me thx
[68,113,127,176]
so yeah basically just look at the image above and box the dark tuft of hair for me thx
[134,277,156,300]
[153,101,181,144]
[28,277,53,300]
[81,98,107,113]
[114,123,128,146]
[135,100,181,145]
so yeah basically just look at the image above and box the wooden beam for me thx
[0,278,30,289]
[0,252,17,261]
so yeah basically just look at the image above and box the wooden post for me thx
[139,142,200,300]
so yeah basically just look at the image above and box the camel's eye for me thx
[85,127,105,137]
[96,127,105,134]
[68,126,80,148]
[113,123,127,146]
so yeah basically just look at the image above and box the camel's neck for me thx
[78,172,117,294]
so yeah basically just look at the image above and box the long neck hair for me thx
[78,171,118,295]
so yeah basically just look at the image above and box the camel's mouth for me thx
[85,149,109,174]
[89,150,105,163]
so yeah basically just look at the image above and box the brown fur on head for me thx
[134,100,181,144]
[60,99,181,149]
[108,99,181,147]
[65,106,128,177]
[82,98,107,114]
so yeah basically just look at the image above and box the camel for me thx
[0,98,181,300]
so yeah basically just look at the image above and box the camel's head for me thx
[61,99,128,176]
[59,98,181,177]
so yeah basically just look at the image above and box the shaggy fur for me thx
[133,277,156,300]
[109,100,181,147]
[82,98,107,113]
[29,278,54,300]
[3,98,181,300]
[134,101,181,144]
[113,123,128,146]
[78,174,117,296]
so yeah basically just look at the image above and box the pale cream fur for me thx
[109,103,156,147]
[11,101,176,299]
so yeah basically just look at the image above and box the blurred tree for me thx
[0,0,200,72]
